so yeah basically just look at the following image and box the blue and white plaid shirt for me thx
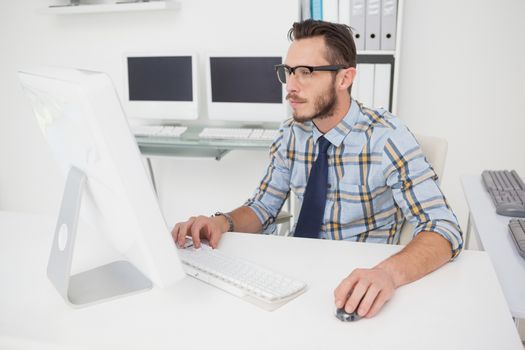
[245,100,463,258]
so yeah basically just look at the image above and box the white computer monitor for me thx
[18,66,185,307]
[123,52,199,122]
[205,54,288,123]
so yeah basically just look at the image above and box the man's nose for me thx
[285,73,300,94]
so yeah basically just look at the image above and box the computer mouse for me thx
[335,308,361,322]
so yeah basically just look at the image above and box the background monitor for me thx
[206,55,288,123]
[124,52,199,121]
[18,66,185,306]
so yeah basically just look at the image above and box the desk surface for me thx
[0,211,521,350]
[461,175,525,319]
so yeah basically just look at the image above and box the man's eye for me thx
[298,69,311,76]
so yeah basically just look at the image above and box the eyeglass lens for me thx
[276,66,313,84]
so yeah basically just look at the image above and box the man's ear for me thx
[338,67,357,91]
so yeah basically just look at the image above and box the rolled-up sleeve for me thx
[244,124,291,233]
[382,126,463,259]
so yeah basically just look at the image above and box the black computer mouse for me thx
[335,308,361,322]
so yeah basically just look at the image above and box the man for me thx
[172,20,463,318]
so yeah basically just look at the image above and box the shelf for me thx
[356,53,395,65]
[41,1,180,15]
[356,50,396,56]
[136,135,272,160]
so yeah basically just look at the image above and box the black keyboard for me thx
[481,170,525,217]
[508,219,525,259]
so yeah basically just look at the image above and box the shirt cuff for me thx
[244,202,276,234]
[413,220,464,259]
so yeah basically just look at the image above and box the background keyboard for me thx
[508,219,525,259]
[178,241,306,310]
[132,125,187,138]
[481,170,525,217]
[199,127,278,141]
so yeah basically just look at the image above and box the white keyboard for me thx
[132,125,187,138]
[199,127,279,141]
[178,242,306,310]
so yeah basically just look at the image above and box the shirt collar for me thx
[311,98,360,147]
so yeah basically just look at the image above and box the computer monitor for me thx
[18,66,185,307]
[206,55,288,123]
[124,52,199,121]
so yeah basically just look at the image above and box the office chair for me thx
[275,211,293,236]
[276,133,449,244]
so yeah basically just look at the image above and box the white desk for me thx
[0,211,521,350]
[461,175,525,320]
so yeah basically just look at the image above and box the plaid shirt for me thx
[245,100,463,258]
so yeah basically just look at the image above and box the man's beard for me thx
[289,85,337,123]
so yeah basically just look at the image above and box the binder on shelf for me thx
[380,0,397,50]
[322,0,339,23]
[311,0,323,20]
[300,0,311,20]
[356,63,374,107]
[349,0,366,51]
[338,0,351,25]
[373,64,391,110]
[365,0,381,50]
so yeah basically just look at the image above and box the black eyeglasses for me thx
[274,64,348,84]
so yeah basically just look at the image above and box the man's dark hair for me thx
[288,20,356,94]
[288,20,357,68]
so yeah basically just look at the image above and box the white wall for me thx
[396,0,525,229]
[1,0,525,233]
[0,0,295,225]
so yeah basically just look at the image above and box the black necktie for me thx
[294,136,331,239]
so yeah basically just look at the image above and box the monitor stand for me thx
[47,166,152,308]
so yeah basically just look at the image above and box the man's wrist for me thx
[375,261,404,289]
[212,212,234,232]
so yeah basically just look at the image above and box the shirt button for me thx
[328,184,332,188]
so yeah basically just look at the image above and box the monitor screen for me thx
[124,53,198,121]
[128,56,193,102]
[206,55,287,123]
[210,57,282,104]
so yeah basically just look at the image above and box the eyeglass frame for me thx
[274,64,349,84]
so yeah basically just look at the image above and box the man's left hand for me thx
[333,267,396,318]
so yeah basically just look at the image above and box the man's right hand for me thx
[171,215,228,249]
